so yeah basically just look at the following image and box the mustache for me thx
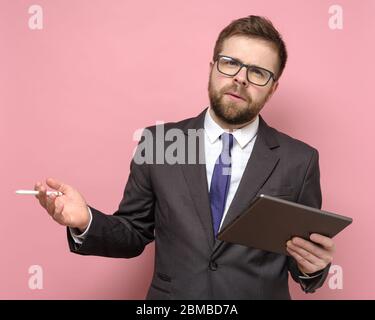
[220,85,250,101]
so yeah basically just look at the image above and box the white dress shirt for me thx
[204,108,259,231]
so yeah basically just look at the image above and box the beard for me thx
[208,76,269,126]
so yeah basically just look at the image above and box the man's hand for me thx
[34,178,90,232]
[286,233,335,275]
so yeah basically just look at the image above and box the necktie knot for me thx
[219,133,234,167]
[221,132,234,155]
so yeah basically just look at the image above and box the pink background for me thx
[1,0,373,299]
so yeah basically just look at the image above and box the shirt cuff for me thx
[298,270,324,279]
[69,207,93,244]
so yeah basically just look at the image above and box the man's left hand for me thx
[286,233,335,275]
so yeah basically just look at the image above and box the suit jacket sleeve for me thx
[67,145,155,258]
[287,148,331,293]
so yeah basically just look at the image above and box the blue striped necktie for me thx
[209,132,234,237]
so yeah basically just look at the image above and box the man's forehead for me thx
[220,35,279,72]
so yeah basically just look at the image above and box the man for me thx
[35,15,334,299]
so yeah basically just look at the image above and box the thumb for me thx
[46,178,70,194]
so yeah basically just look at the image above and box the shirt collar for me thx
[204,108,259,149]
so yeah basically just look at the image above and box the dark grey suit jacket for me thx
[68,108,330,299]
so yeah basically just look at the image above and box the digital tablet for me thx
[217,194,353,255]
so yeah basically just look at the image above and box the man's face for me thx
[208,35,280,126]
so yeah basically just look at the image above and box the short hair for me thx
[213,15,288,80]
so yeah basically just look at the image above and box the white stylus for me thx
[15,190,63,196]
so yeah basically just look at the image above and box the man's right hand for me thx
[34,178,90,233]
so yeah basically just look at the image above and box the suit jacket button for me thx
[209,261,218,271]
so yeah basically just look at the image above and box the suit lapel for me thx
[212,116,280,253]
[180,109,215,249]
[179,110,281,252]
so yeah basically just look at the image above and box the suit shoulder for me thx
[267,124,319,156]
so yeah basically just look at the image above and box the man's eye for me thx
[252,68,263,75]
[250,68,266,77]
[223,59,239,66]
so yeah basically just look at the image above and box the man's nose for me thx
[233,66,249,87]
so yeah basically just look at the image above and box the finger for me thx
[286,246,321,274]
[46,193,56,216]
[287,241,327,268]
[34,181,43,202]
[291,237,328,259]
[53,200,65,224]
[34,181,41,198]
[310,233,335,252]
[46,178,69,194]
[54,197,64,216]
[37,183,48,209]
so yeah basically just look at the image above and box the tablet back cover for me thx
[217,194,352,255]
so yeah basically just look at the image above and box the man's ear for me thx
[264,81,279,104]
[271,81,279,94]
[269,81,279,97]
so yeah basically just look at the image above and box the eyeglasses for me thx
[215,55,276,86]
